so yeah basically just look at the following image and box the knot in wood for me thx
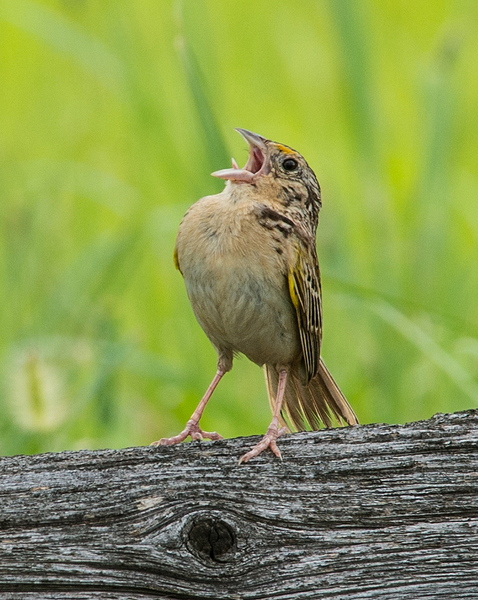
[186,515,236,563]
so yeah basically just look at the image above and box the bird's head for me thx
[212,128,321,219]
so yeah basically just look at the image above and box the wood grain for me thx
[1,409,478,599]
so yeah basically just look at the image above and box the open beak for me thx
[212,128,270,183]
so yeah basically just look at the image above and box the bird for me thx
[151,128,358,463]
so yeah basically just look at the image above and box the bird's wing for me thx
[288,239,322,382]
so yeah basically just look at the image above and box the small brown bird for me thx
[153,129,358,463]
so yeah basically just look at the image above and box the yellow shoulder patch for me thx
[288,269,299,309]
[173,247,181,272]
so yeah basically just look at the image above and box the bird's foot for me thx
[150,419,223,447]
[238,425,288,464]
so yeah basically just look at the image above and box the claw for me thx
[150,419,223,447]
[238,424,285,464]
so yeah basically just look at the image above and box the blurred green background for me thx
[0,0,477,456]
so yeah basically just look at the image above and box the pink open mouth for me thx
[212,129,270,183]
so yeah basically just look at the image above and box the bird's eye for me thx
[282,158,298,172]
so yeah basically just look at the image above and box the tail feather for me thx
[265,358,358,431]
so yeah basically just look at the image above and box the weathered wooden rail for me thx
[1,409,478,599]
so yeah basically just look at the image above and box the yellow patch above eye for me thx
[275,144,295,154]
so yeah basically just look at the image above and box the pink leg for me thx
[151,369,225,447]
[238,368,289,464]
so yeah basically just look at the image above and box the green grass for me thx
[0,0,477,456]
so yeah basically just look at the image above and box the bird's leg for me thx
[151,369,225,447]
[238,367,289,464]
